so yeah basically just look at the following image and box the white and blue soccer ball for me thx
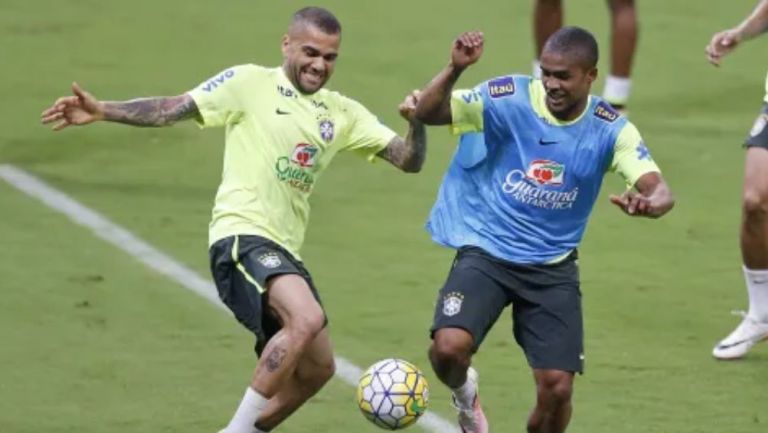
[356,358,429,430]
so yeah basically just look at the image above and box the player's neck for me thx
[550,98,589,122]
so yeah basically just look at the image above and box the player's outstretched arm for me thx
[41,83,198,130]
[609,172,675,218]
[706,0,768,66]
[378,90,426,173]
[414,31,484,126]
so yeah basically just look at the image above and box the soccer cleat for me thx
[712,311,768,360]
[452,367,488,433]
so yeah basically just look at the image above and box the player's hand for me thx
[609,190,654,217]
[41,83,105,131]
[398,89,421,123]
[451,31,484,70]
[706,29,742,67]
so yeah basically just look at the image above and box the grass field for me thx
[2,0,767,432]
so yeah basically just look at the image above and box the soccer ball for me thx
[356,358,429,430]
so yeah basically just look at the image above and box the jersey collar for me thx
[529,79,591,126]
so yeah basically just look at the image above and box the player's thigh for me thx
[266,274,324,328]
[743,104,768,202]
[743,149,768,205]
[431,247,510,351]
[511,258,583,373]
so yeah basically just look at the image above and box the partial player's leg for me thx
[509,255,581,433]
[714,114,768,359]
[532,0,563,78]
[250,274,325,396]
[527,369,574,433]
[255,328,335,431]
[210,236,328,433]
[429,247,508,433]
[603,0,637,110]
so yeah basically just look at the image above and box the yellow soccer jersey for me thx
[449,78,660,187]
[188,64,397,258]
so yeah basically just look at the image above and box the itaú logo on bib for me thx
[502,167,579,210]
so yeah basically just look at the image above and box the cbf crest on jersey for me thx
[442,292,465,317]
[317,113,335,143]
[258,252,282,269]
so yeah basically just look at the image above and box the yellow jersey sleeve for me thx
[450,88,484,135]
[340,97,398,160]
[187,64,256,128]
[609,122,661,187]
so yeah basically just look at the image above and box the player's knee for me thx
[536,372,573,406]
[316,357,336,385]
[429,330,473,369]
[287,308,325,344]
[743,188,768,221]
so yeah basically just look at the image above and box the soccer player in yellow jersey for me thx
[41,7,427,433]
[706,0,768,360]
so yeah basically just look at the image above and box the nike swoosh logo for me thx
[275,108,291,115]
[539,139,558,145]
[716,334,768,350]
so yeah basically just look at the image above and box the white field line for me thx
[0,164,458,433]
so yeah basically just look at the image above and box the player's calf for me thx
[528,370,574,433]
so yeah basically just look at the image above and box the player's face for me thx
[281,24,340,95]
[539,50,596,121]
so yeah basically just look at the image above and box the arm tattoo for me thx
[102,94,198,127]
[264,345,287,372]
[378,122,427,173]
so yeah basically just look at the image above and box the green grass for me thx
[2,0,768,432]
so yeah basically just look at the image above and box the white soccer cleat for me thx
[712,311,768,360]
[452,367,488,433]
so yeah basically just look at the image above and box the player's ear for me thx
[586,66,597,84]
[281,34,290,56]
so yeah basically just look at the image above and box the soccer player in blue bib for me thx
[414,28,675,433]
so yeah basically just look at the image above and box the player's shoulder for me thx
[319,88,370,116]
[590,98,626,126]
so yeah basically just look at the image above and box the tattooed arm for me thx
[377,123,426,173]
[41,82,198,130]
[375,90,427,173]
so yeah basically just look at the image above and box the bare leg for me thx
[741,147,768,269]
[251,274,326,398]
[527,369,574,433]
[533,0,564,58]
[255,328,335,431]
[428,328,474,388]
[606,0,637,78]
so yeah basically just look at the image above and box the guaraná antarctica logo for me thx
[275,143,318,193]
[501,159,579,210]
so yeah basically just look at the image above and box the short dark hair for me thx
[292,7,341,35]
[543,26,599,69]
